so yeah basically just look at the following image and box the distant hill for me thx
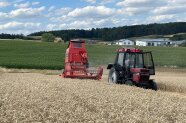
[28,22,186,41]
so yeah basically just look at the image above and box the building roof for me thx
[136,38,170,42]
[71,39,85,43]
[116,39,133,42]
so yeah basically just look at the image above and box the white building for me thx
[115,39,134,46]
[136,38,171,46]
[170,40,185,47]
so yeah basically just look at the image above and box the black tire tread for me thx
[108,67,118,84]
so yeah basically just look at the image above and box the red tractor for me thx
[107,48,157,90]
[60,39,103,80]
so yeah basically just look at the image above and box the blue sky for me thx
[0,0,186,35]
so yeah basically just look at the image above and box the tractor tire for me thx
[108,67,118,84]
[150,81,157,91]
[125,80,134,86]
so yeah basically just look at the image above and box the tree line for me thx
[0,33,36,40]
[0,33,24,39]
[1,22,186,41]
[29,22,186,41]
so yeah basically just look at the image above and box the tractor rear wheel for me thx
[150,81,157,91]
[108,67,118,84]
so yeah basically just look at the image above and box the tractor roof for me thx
[70,39,85,43]
[117,48,143,53]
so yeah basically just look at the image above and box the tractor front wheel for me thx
[108,68,118,84]
[125,80,134,86]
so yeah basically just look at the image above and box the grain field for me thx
[0,68,186,122]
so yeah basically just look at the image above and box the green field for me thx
[0,40,186,69]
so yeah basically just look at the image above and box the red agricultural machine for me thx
[107,48,157,90]
[60,39,103,80]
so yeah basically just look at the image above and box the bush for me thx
[170,34,186,41]
[41,33,55,42]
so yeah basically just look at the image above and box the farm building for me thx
[136,38,185,47]
[136,38,171,46]
[86,39,97,44]
[170,40,185,46]
[115,39,134,46]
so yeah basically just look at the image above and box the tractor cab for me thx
[118,48,155,75]
[66,39,88,65]
[107,48,157,90]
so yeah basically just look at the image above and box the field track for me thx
[0,68,186,122]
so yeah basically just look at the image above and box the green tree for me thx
[41,33,55,42]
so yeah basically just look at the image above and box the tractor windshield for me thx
[125,53,143,68]
[73,42,82,48]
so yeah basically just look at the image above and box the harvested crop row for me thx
[0,72,186,122]
[152,68,186,93]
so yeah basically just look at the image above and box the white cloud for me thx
[1,0,186,34]
[48,5,153,30]
[10,6,45,18]
[14,1,40,8]
[153,6,186,15]
[92,18,120,27]
[70,18,119,29]
[46,23,67,30]
[116,0,165,7]
[48,6,55,12]
[118,7,151,16]
[32,2,40,5]
[48,17,124,30]
[100,0,115,5]
[68,6,116,18]
[0,21,42,34]
[14,2,30,8]
[55,7,72,15]
[12,0,25,4]
[46,24,57,30]
[67,20,92,29]
[177,16,186,22]
[47,7,72,16]
[147,14,175,23]
[168,0,186,5]
[0,12,9,20]
[47,7,72,19]
[0,21,41,30]
[0,1,10,7]
[116,0,168,16]
[83,0,96,4]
